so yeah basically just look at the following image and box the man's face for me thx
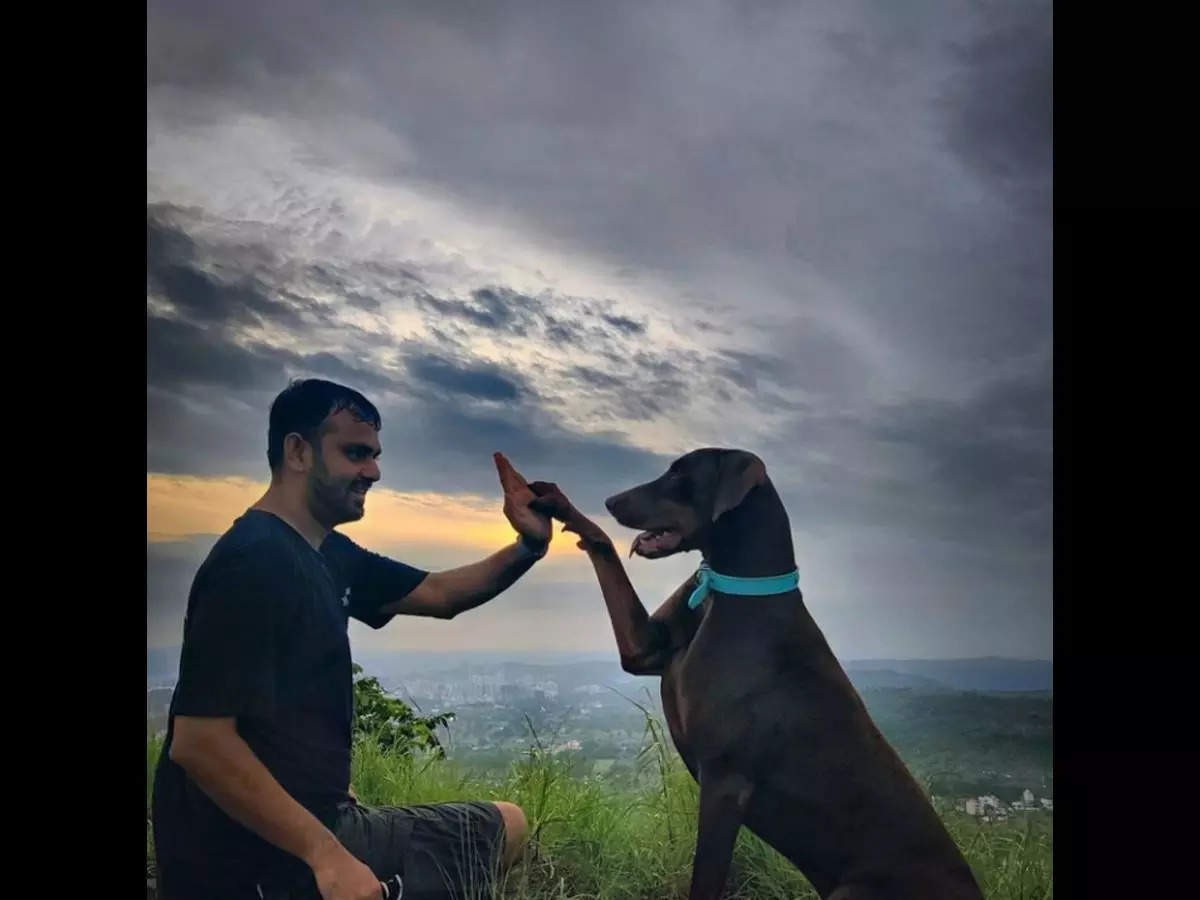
[305,409,382,527]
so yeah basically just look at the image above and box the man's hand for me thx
[310,842,384,900]
[525,480,615,553]
[494,452,552,549]
[168,716,384,900]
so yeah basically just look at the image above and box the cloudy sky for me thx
[147,0,1052,661]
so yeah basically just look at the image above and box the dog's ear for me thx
[712,450,767,522]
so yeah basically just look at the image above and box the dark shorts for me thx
[157,800,507,900]
[333,799,508,900]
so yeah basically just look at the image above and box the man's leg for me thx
[335,799,528,899]
[492,801,529,870]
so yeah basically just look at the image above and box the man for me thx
[152,378,552,900]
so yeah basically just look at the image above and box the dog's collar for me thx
[687,561,800,609]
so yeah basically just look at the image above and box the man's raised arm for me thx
[378,452,551,620]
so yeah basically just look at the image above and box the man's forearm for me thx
[436,537,544,617]
[171,727,347,871]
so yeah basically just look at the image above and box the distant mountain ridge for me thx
[842,658,1052,693]
[148,647,1051,693]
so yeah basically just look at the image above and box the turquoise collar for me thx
[687,561,800,609]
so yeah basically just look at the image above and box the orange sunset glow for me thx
[147,473,575,559]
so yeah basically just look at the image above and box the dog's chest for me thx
[659,655,698,772]
[663,629,796,767]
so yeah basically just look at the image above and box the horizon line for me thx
[148,645,1052,664]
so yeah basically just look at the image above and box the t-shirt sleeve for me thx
[171,548,293,719]
[323,531,429,630]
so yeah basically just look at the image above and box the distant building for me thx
[499,685,520,703]
[1023,789,1035,806]
[965,799,978,816]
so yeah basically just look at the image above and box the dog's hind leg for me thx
[687,766,755,900]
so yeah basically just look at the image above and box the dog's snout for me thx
[605,488,654,530]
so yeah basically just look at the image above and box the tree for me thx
[352,663,454,757]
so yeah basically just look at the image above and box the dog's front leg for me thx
[688,766,754,900]
[530,482,692,675]
[581,540,679,675]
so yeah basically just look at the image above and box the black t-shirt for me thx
[151,509,428,889]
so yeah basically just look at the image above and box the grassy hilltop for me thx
[146,710,1051,899]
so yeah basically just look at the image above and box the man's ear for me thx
[712,450,767,522]
[283,432,314,473]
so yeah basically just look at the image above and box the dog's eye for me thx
[665,471,691,498]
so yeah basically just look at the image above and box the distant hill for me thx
[353,649,617,676]
[147,647,1051,693]
[843,658,1052,693]
[359,653,1052,694]
[843,668,950,691]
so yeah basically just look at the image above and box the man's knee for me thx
[493,801,528,865]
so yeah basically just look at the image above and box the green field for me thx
[146,717,1051,899]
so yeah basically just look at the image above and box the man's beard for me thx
[308,462,364,526]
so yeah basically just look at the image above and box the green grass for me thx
[147,717,1052,899]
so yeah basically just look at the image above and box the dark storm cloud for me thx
[382,400,673,513]
[870,358,1052,537]
[412,287,617,354]
[146,205,199,262]
[148,209,340,333]
[404,352,527,402]
[541,315,584,347]
[346,292,383,313]
[414,287,543,336]
[938,2,1052,211]
[553,350,702,423]
[147,387,273,478]
[144,283,672,494]
[599,313,645,336]
[147,311,397,396]
[716,350,793,391]
[147,314,287,392]
[148,215,300,330]
[148,0,1052,384]
[568,367,625,392]
[293,351,399,395]
[150,262,309,330]
[143,204,674,481]
[302,264,387,312]
[756,352,1052,553]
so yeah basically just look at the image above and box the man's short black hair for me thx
[267,378,382,471]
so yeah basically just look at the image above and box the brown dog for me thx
[523,448,984,900]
